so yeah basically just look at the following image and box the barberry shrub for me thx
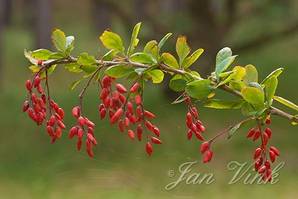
[23,23,298,182]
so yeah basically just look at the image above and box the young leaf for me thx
[216,47,232,66]
[264,76,278,105]
[161,53,179,69]
[241,86,264,110]
[144,40,159,59]
[130,52,156,64]
[158,33,172,49]
[204,99,244,109]
[176,36,190,66]
[29,65,41,73]
[105,65,134,78]
[261,67,284,84]
[215,55,237,78]
[65,36,75,54]
[185,79,212,100]
[65,63,82,73]
[273,96,298,112]
[31,49,53,60]
[146,69,164,83]
[243,64,258,84]
[52,29,66,52]
[24,50,37,65]
[169,74,187,92]
[182,48,204,68]
[99,30,125,52]
[127,22,141,56]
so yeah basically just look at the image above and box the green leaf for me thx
[29,65,41,73]
[99,30,125,52]
[241,86,264,110]
[204,99,244,109]
[144,40,159,59]
[158,33,172,49]
[77,53,97,66]
[48,52,65,59]
[273,96,298,112]
[146,69,164,83]
[215,54,237,78]
[127,22,141,56]
[264,76,278,105]
[65,36,75,55]
[130,52,156,64]
[185,79,212,100]
[52,29,66,52]
[161,53,179,69]
[261,67,284,84]
[243,64,258,84]
[241,102,258,116]
[65,63,82,73]
[169,74,187,92]
[105,65,134,78]
[102,49,118,61]
[31,49,53,60]
[24,50,37,65]
[216,47,232,65]
[176,36,190,66]
[182,48,204,68]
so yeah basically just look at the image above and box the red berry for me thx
[145,142,153,156]
[100,108,106,119]
[127,102,134,114]
[25,80,32,92]
[110,108,123,124]
[203,150,213,163]
[200,142,210,154]
[151,137,162,144]
[86,140,94,158]
[57,108,65,119]
[55,127,62,138]
[265,117,271,125]
[47,126,54,137]
[153,127,160,137]
[116,83,127,93]
[100,88,109,100]
[253,130,261,141]
[137,124,143,141]
[135,95,142,105]
[269,151,276,163]
[264,128,272,139]
[144,110,156,119]
[130,82,140,93]
[87,133,97,145]
[128,130,135,140]
[247,128,256,138]
[48,115,56,126]
[258,165,266,174]
[33,75,41,87]
[102,76,112,88]
[69,126,78,139]
[187,130,192,140]
[118,120,125,132]
[78,116,86,126]
[72,106,81,118]
[269,146,280,156]
[254,148,262,160]
[263,132,269,145]
[37,60,43,65]
[194,131,204,141]
[57,120,66,129]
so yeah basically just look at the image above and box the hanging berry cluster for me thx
[98,75,162,156]
[23,73,66,143]
[22,23,298,182]
[247,117,280,182]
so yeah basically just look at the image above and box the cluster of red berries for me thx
[98,75,161,156]
[69,106,97,157]
[184,96,212,163]
[247,117,280,181]
[23,75,66,143]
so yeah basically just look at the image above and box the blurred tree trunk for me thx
[34,0,52,48]
[91,0,112,32]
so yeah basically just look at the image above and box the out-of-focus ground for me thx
[0,0,298,198]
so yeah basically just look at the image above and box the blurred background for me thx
[0,0,298,198]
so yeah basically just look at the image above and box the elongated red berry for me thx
[135,95,142,105]
[200,142,210,154]
[26,80,32,92]
[33,75,41,87]
[258,165,266,174]
[151,137,162,144]
[78,116,86,126]
[110,108,123,124]
[269,146,280,156]
[100,108,106,119]
[253,130,261,141]
[187,130,192,140]
[55,127,62,138]
[85,118,95,128]
[137,124,143,141]
[102,76,112,88]
[263,132,269,145]
[72,106,81,118]
[128,130,135,140]
[47,126,54,137]
[203,150,213,163]
[146,142,153,156]
[130,82,140,93]
[144,110,156,119]
[191,107,198,118]
[86,140,94,158]
[153,127,160,137]
[247,128,256,138]
[194,131,204,141]
[254,148,262,160]
[87,133,97,145]
[116,83,127,93]
[100,88,109,100]
[269,151,276,163]
[264,128,272,139]
[127,102,134,114]
[57,120,66,129]
[69,126,78,139]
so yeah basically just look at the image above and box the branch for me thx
[42,57,298,124]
